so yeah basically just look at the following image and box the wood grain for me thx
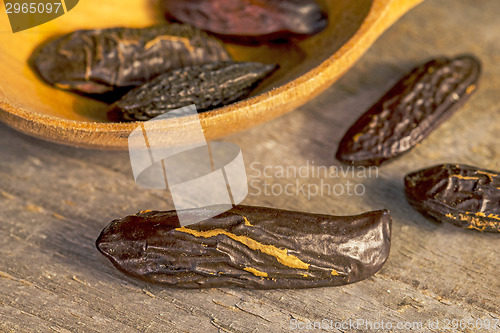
[0,0,499,332]
[0,0,422,149]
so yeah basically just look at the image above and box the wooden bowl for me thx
[0,0,422,150]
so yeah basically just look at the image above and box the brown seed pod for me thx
[405,164,500,232]
[32,24,231,94]
[336,55,481,166]
[160,0,328,42]
[107,62,277,121]
[96,205,392,289]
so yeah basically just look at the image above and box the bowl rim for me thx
[0,0,423,150]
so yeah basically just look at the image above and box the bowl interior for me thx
[0,0,372,147]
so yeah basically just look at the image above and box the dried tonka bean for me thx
[96,205,392,289]
[107,62,276,121]
[161,0,327,42]
[32,25,231,94]
[336,55,481,166]
[405,164,500,232]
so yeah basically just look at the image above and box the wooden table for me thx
[1,0,499,331]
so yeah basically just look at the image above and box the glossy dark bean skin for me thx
[32,25,231,94]
[336,55,481,166]
[107,62,277,121]
[161,0,327,42]
[96,206,392,289]
[405,164,500,232]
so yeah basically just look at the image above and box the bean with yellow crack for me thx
[96,205,392,289]
[405,164,500,232]
[32,24,231,94]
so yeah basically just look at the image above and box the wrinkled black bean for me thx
[405,164,500,232]
[96,205,392,289]
[32,24,231,94]
[107,62,277,121]
[336,55,481,166]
